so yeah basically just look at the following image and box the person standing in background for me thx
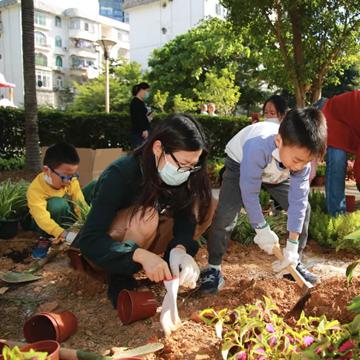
[321,90,360,216]
[130,82,153,148]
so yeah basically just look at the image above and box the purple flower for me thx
[234,351,247,360]
[266,323,275,333]
[268,336,277,347]
[338,339,354,353]
[302,336,314,348]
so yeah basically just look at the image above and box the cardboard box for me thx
[41,147,125,187]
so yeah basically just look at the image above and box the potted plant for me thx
[311,163,326,186]
[1,344,48,360]
[0,179,28,239]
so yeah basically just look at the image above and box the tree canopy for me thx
[70,60,143,112]
[148,18,247,114]
[221,0,360,106]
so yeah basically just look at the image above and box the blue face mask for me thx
[158,155,190,186]
[143,91,150,101]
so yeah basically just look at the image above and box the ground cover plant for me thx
[199,297,360,359]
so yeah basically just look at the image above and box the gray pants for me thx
[207,156,311,265]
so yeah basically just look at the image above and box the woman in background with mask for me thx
[130,82,153,148]
[79,114,215,307]
[263,95,288,124]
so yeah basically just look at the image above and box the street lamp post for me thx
[97,38,116,113]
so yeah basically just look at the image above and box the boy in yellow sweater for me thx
[27,143,85,258]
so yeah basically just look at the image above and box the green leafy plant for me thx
[0,156,25,171]
[308,191,360,249]
[198,297,359,359]
[68,200,91,231]
[0,180,28,220]
[207,157,225,187]
[309,190,327,213]
[232,211,287,245]
[2,345,48,360]
[315,163,326,177]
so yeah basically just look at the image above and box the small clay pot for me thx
[20,340,60,360]
[311,175,325,187]
[117,289,157,325]
[23,311,77,343]
[346,195,356,212]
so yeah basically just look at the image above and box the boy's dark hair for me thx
[43,142,80,169]
[279,107,327,158]
[263,95,288,117]
[132,82,150,96]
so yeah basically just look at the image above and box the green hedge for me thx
[0,108,250,159]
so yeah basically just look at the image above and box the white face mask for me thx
[158,154,190,186]
[44,174,53,186]
[265,117,280,124]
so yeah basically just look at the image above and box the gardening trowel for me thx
[272,244,314,319]
[0,243,67,284]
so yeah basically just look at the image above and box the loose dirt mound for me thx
[0,237,359,359]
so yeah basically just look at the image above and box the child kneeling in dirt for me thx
[26,143,87,259]
[199,108,327,294]
[77,114,216,308]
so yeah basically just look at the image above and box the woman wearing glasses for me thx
[78,114,215,308]
[26,142,85,258]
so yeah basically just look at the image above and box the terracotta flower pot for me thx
[346,195,356,212]
[20,340,60,360]
[117,289,157,325]
[23,311,78,343]
[311,175,325,187]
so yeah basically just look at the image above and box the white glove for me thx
[272,240,300,272]
[64,231,78,245]
[169,247,200,288]
[160,278,181,336]
[254,224,279,255]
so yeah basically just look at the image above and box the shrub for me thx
[0,156,25,171]
[0,108,250,160]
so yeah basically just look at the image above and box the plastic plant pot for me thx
[117,289,157,325]
[0,219,19,239]
[346,195,356,212]
[23,311,78,343]
[20,340,60,360]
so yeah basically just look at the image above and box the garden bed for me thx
[0,235,359,359]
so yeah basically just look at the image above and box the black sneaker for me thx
[107,274,137,309]
[199,267,225,294]
[283,262,319,285]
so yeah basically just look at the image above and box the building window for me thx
[71,56,94,69]
[36,71,51,89]
[71,38,95,50]
[55,36,62,48]
[34,11,46,26]
[55,16,61,27]
[56,76,63,89]
[83,22,94,33]
[215,4,224,16]
[35,32,47,46]
[55,56,63,67]
[70,19,80,29]
[35,53,47,66]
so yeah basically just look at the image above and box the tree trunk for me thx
[294,84,306,108]
[21,0,41,171]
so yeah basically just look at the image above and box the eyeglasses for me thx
[167,152,202,173]
[50,167,79,182]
